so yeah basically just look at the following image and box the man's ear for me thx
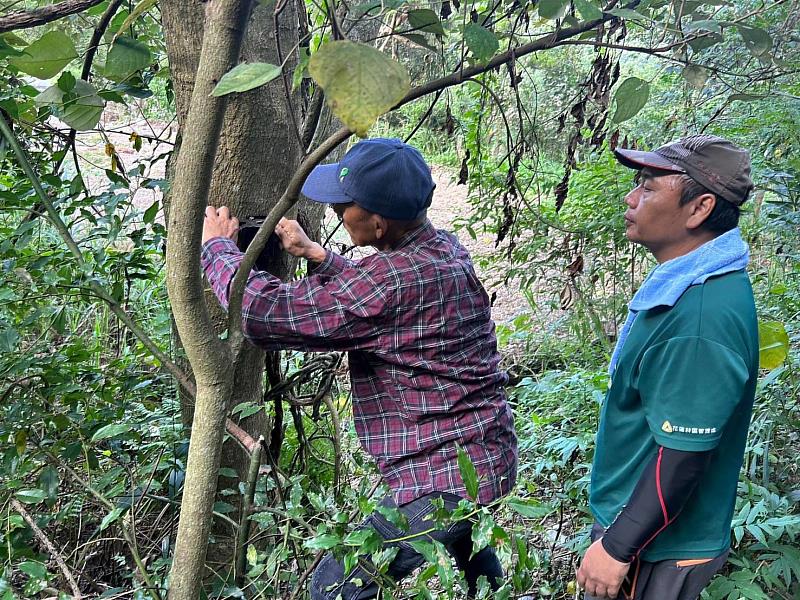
[686,193,716,230]
[372,214,389,240]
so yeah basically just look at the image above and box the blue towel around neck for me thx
[608,227,750,376]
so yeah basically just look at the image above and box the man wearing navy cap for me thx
[201,138,517,599]
[577,135,759,599]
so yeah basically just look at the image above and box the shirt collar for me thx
[392,219,437,250]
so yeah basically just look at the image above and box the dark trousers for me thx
[310,492,503,600]
[584,523,729,600]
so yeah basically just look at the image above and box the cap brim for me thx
[613,148,685,173]
[300,163,353,204]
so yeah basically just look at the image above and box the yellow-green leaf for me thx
[9,31,78,80]
[758,321,789,370]
[309,41,410,137]
[15,429,27,457]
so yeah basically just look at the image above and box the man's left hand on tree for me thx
[203,206,239,244]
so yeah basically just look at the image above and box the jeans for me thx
[310,492,503,599]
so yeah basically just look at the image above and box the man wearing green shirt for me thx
[577,135,759,599]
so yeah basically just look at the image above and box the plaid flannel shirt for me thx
[201,221,517,505]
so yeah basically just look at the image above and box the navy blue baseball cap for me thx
[301,137,436,220]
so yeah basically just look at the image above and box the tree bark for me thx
[160,0,323,587]
[0,0,105,33]
[163,0,255,597]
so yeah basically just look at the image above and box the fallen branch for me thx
[11,498,83,599]
[0,0,105,34]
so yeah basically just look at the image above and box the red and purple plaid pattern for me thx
[201,221,517,505]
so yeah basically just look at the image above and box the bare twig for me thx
[10,498,83,599]
[235,435,264,585]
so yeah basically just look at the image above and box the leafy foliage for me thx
[309,41,410,137]
[0,0,797,596]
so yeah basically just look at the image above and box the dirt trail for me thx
[427,167,527,325]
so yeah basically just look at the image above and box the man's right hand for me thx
[577,539,630,598]
[275,218,326,263]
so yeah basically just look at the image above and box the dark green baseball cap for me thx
[614,134,753,206]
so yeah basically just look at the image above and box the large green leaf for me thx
[100,507,125,531]
[211,62,282,97]
[309,41,410,137]
[407,9,445,36]
[463,23,499,62]
[9,31,78,80]
[303,533,341,550]
[573,0,602,21]
[91,421,133,441]
[0,327,19,352]
[539,0,569,20]
[611,77,650,123]
[105,37,152,81]
[737,26,772,58]
[506,497,555,518]
[15,489,47,504]
[758,321,789,369]
[399,33,438,53]
[38,466,60,503]
[688,31,723,53]
[35,79,105,131]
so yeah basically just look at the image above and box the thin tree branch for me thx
[10,498,83,599]
[0,0,105,33]
[82,0,126,81]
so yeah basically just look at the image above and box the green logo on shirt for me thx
[662,420,717,435]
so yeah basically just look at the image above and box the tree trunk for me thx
[161,0,326,588]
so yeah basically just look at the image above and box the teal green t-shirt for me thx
[590,270,759,561]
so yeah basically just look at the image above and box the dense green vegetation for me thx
[0,0,797,597]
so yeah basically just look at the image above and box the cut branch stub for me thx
[309,41,410,137]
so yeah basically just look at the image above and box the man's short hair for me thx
[677,174,740,234]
